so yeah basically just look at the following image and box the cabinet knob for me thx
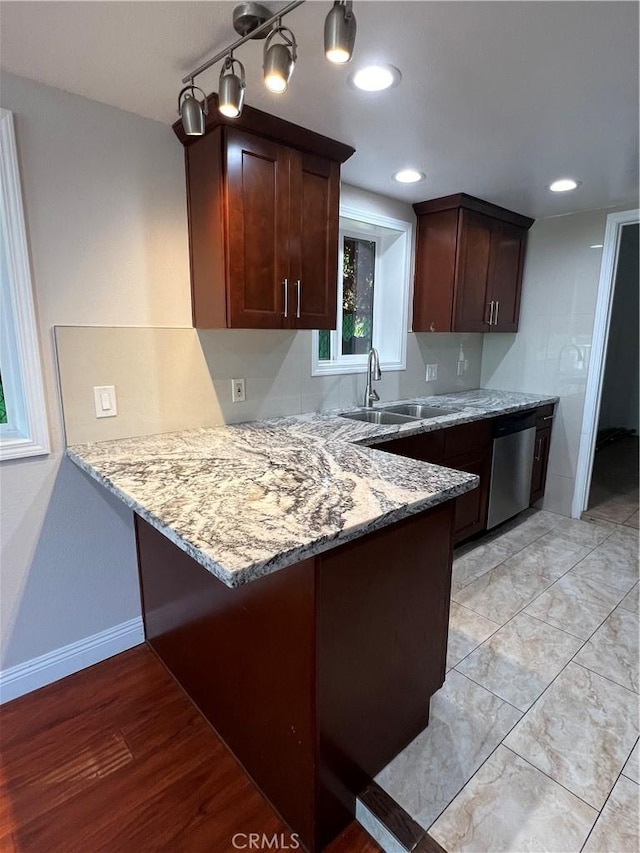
[429,321,436,332]
[283,278,288,318]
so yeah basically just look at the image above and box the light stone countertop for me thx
[67,388,557,588]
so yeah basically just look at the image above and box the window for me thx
[312,205,413,375]
[0,109,50,460]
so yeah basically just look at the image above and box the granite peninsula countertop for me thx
[67,389,557,588]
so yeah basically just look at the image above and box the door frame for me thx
[572,208,640,518]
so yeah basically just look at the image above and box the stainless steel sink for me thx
[339,409,421,425]
[381,403,461,419]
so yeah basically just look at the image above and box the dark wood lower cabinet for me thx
[447,447,492,543]
[530,425,552,504]
[377,420,492,544]
[530,404,555,505]
[135,502,454,853]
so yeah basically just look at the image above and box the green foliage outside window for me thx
[0,374,6,424]
[341,237,375,355]
[318,236,376,361]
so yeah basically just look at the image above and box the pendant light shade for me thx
[324,0,356,64]
[263,23,297,93]
[178,84,209,136]
[219,56,246,118]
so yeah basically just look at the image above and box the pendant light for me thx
[178,84,209,136]
[218,55,246,118]
[324,0,356,64]
[263,21,298,93]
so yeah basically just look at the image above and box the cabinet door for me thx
[446,447,492,543]
[487,222,527,333]
[453,209,493,332]
[289,152,339,330]
[225,129,290,328]
[530,426,552,505]
[413,209,459,332]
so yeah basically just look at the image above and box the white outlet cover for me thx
[93,385,117,418]
[426,364,438,381]
[231,378,246,403]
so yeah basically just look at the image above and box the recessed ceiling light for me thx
[549,178,580,193]
[349,64,402,92]
[393,169,426,184]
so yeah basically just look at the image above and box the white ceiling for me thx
[1,1,637,218]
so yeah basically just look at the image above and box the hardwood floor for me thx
[0,646,381,852]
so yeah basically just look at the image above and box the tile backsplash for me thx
[55,325,483,445]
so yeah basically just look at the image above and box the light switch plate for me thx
[93,385,117,418]
[231,378,246,403]
[426,364,438,382]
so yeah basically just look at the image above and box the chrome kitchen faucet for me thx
[363,347,382,408]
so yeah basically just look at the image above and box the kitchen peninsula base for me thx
[135,502,454,852]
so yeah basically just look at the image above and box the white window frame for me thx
[0,109,50,461]
[312,205,413,376]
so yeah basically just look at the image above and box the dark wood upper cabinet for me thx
[174,96,353,330]
[412,193,534,334]
[454,209,494,333]
[226,130,290,328]
[289,152,340,330]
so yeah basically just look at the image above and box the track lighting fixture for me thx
[324,0,356,64]
[178,83,209,136]
[263,21,298,93]
[218,55,246,118]
[177,1,359,136]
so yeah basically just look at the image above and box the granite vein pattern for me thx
[68,425,477,588]
[67,389,556,588]
[243,388,559,448]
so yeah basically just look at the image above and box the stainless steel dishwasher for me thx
[487,410,537,529]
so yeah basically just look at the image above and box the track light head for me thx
[218,55,246,118]
[324,0,356,64]
[263,22,297,93]
[178,84,209,136]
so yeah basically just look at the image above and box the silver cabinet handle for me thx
[542,415,554,421]
[494,300,500,326]
[295,279,301,319]
[535,437,542,462]
[487,301,494,325]
[283,278,288,318]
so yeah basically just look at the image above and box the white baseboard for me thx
[0,617,144,704]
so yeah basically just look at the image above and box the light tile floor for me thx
[375,509,639,853]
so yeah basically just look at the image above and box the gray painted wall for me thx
[0,72,190,671]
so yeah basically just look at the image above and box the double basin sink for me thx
[340,403,460,425]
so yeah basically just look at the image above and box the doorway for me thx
[575,214,639,523]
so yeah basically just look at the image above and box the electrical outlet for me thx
[93,385,117,418]
[457,361,465,376]
[425,364,438,382]
[231,378,246,403]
